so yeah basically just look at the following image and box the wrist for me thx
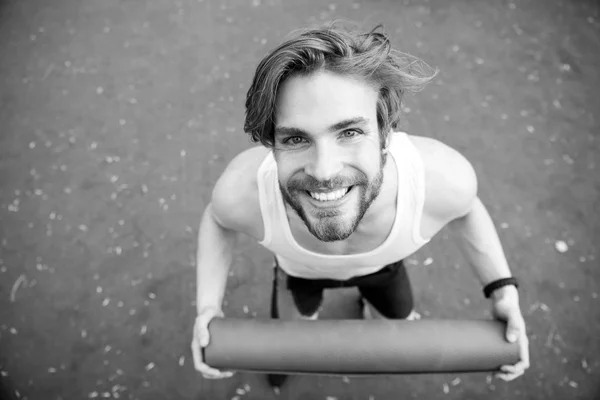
[483,276,519,299]
[197,301,223,315]
[489,284,519,302]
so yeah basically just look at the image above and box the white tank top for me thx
[256,131,430,280]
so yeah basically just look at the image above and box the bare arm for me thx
[192,147,264,379]
[447,195,528,381]
[195,145,266,313]
[192,201,239,379]
[416,135,514,288]
[448,197,514,289]
[196,203,238,313]
[418,136,528,381]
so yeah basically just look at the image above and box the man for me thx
[191,24,529,385]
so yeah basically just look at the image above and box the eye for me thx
[283,136,306,145]
[342,129,362,138]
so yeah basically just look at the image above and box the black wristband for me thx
[483,277,519,298]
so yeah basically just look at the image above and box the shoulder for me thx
[408,135,478,222]
[210,145,270,238]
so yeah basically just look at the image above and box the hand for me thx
[191,306,236,379]
[490,285,530,381]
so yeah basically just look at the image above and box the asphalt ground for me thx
[0,0,599,399]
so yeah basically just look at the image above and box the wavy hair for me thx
[243,23,438,148]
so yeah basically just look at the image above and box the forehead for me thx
[275,70,379,131]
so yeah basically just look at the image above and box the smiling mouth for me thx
[306,186,353,202]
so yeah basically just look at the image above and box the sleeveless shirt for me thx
[256,131,430,280]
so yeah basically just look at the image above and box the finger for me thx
[199,361,227,378]
[500,364,517,374]
[217,372,234,379]
[203,374,221,380]
[203,372,223,379]
[191,338,203,371]
[496,365,525,381]
[519,335,530,369]
[203,369,235,379]
[202,368,226,378]
[501,357,529,373]
[192,341,233,379]
[494,371,519,382]
[508,360,529,376]
[496,369,524,380]
[494,372,511,381]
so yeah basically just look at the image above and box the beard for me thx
[279,154,386,242]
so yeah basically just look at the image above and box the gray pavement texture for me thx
[1,0,599,399]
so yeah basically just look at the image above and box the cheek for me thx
[275,152,305,175]
[354,142,381,170]
[274,162,296,188]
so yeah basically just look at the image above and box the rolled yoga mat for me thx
[202,318,520,375]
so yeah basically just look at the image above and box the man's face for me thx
[273,70,385,242]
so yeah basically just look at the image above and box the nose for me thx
[304,141,344,182]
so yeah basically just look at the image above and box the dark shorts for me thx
[271,258,414,319]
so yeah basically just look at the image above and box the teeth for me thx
[309,187,350,202]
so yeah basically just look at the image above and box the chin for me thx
[304,212,359,242]
[287,191,359,240]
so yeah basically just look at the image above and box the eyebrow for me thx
[274,117,369,138]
